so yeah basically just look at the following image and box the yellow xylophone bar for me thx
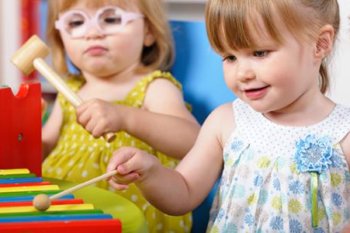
[0,185,59,193]
[0,203,95,214]
[0,169,30,175]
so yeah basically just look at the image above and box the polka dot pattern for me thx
[42,71,192,233]
[207,99,350,232]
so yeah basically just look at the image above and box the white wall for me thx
[329,0,350,106]
[0,0,21,93]
[166,1,205,21]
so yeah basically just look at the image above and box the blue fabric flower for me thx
[294,134,340,228]
[294,135,335,173]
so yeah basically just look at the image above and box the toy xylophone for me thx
[0,168,122,232]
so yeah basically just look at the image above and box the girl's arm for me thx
[108,103,234,214]
[126,78,200,158]
[77,78,200,159]
[42,99,63,158]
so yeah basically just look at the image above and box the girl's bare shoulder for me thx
[203,102,235,147]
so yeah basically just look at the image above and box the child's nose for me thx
[84,22,105,39]
[236,61,255,81]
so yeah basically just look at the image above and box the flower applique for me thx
[294,134,336,173]
[294,134,337,228]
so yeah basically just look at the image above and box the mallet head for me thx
[11,35,49,76]
[33,193,51,211]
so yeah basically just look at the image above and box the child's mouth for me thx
[244,86,269,100]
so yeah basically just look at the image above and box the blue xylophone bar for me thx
[0,177,43,184]
[0,194,75,203]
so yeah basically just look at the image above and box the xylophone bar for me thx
[0,219,122,232]
[0,169,31,175]
[0,181,52,187]
[0,184,59,193]
[0,203,95,214]
[0,170,74,202]
[0,193,75,203]
[0,212,113,223]
[0,169,43,184]
[0,198,84,207]
[0,177,43,184]
[0,209,109,222]
[0,169,121,232]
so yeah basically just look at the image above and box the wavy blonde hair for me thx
[205,0,339,93]
[46,0,174,75]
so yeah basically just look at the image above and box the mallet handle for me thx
[49,170,118,200]
[33,58,82,107]
[33,58,116,142]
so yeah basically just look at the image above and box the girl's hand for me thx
[106,147,160,190]
[76,99,125,137]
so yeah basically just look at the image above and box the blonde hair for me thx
[205,0,339,93]
[46,0,174,75]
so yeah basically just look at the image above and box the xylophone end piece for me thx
[33,193,51,211]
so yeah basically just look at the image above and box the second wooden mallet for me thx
[11,35,115,142]
[33,170,118,211]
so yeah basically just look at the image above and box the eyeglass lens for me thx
[62,8,123,38]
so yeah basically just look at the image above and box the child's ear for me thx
[315,24,335,59]
[143,23,155,47]
[144,33,155,47]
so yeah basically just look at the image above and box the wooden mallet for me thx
[11,35,115,142]
[32,170,118,211]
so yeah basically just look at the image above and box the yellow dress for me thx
[42,70,192,233]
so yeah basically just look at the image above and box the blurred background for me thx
[0,0,349,117]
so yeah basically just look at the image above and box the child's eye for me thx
[222,55,237,63]
[253,51,269,57]
[66,14,86,28]
[68,19,84,28]
[103,16,122,25]
[100,10,122,25]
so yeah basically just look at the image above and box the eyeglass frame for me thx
[55,6,144,38]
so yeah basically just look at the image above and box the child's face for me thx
[221,16,321,114]
[57,1,152,77]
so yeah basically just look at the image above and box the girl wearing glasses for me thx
[42,0,199,232]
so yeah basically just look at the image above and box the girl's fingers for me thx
[108,147,136,169]
[76,108,90,126]
[111,172,140,185]
[84,116,103,137]
[108,172,140,190]
[107,149,142,189]
[108,180,129,190]
[107,147,146,176]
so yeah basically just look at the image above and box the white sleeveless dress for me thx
[207,99,350,233]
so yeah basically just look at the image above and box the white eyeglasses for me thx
[55,6,144,39]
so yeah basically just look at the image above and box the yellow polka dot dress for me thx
[42,70,192,233]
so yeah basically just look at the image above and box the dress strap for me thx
[123,70,182,108]
[329,105,350,143]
